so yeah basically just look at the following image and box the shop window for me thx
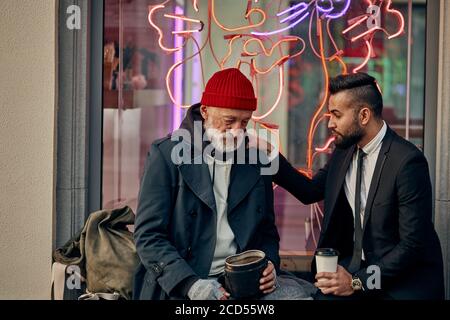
[102,0,426,257]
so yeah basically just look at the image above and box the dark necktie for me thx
[348,148,366,273]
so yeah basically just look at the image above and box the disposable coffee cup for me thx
[315,248,339,274]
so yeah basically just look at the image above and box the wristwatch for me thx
[351,276,364,291]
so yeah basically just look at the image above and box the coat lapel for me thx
[362,127,394,231]
[178,157,217,214]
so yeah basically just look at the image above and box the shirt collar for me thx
[361,121,387,155]
[206,154,233,165]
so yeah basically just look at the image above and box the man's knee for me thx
[260,276,315,300]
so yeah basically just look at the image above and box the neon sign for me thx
[147,0,405,243]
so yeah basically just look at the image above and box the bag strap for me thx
[51,262,68,300]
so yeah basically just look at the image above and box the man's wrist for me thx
[350,275,364,291]
[187,279,224,300]
[177,275,200,298]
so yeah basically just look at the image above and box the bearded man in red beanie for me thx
[133,68,315,300]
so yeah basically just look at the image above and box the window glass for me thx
[102,0,426,255]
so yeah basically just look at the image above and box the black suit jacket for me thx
[274,126,444,299]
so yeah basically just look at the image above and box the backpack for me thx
[52,206,139,300]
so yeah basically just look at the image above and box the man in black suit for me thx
[274,73,444,299]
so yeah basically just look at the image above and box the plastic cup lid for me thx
[314,248,339,257]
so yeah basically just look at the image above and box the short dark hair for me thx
[329,73,383,118]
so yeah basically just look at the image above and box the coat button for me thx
[187,247,192,258]
[190,210,197,217]
[257,206,263,213]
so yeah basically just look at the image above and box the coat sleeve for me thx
[255,175,281,273]
[272,152,327,204]
[355,150,433,288]
[134,143,199,296]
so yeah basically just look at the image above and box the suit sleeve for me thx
[134,143,199,297]
[355,150,433,287]
[272,152,327,204]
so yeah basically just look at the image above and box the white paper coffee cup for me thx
[315,248,339,274]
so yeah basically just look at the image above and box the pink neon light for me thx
[146,0,405,181]
[172,6,184,130]
[246,37,306,75]
[315,137,336,152]
[307,9,326,60]
[211,0,266,32]
[350,26,381,42]
[386,0,405,39]
[277,0,351,23]
[192,0,199,12]
[164,14,201,24]
[278,2,308,18]
[327,19,340,54]
[190,33,205,100]
[342,15,368,35]
[309,8,342,61]
[325,0,351,19]
[148,4,182,53]
[316,1,334,14]
[342,0,405,42]
[252,12,310,36]
[375,81,382,94]
[166,40,205,110]
[280,4,309,24]
[172,30,200,35]
[252,67,284,120]
[148,5,180,52]
[163,13,203,34]
[352,40,372,73]
[243,37,305,58]
[220,35,241,69]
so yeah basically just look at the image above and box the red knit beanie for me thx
[201,68,257,111]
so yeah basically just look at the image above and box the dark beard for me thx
[334,125,364,149]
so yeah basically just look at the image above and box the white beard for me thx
[204,120,245,154]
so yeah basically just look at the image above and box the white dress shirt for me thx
[206,155,238,276]
[344,121,387,261]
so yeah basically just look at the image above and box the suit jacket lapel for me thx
[362,127,395,231]
[322,145,356,234]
